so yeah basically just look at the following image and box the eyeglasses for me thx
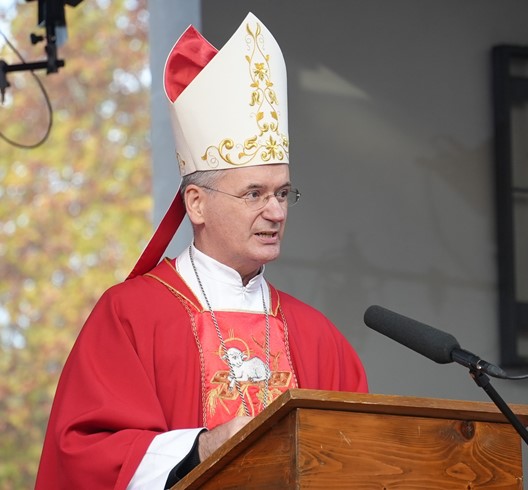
[201,185,301,210]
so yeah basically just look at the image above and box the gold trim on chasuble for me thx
[201,21,289,169]
[146,265,297,429]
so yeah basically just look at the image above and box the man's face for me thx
[195,164,290,281]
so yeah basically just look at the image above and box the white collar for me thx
[176,244,269,312]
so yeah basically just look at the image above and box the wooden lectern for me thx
[173,389,528,489]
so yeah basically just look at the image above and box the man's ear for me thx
[184,185,206,225]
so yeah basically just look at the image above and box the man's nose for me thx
[261,195,287,221]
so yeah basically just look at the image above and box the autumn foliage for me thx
[0,0,151,487]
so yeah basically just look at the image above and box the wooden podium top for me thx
[173,390,528,489]
[257,388,528,422]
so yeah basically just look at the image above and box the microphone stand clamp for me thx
[469,367,528,445]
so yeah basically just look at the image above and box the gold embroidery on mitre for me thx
[201,21,289,168]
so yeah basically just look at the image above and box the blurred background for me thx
[1,0,528,487]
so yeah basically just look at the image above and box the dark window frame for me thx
[492,44,528,368]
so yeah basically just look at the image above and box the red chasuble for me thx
[35,259,368,489]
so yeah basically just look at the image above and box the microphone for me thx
[364,305,507,378]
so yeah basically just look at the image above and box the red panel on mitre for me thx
[164,26,218,103]
[126,26,218,280]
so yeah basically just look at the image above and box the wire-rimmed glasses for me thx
[200,186,301,210]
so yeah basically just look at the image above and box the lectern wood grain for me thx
[296,408,522,489]
[173,390,528,489]
[196,411,298,489]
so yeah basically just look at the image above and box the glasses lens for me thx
[245,188,300,209]
[248,199,266,209]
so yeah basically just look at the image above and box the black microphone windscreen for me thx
[364,305,460,364]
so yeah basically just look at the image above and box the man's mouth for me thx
[255,232,278,238]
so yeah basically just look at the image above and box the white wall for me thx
[150,0,528,479]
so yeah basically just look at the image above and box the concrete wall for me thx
[148,0,199,254]
[150,0,528,478]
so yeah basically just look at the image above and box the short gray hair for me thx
[180,169,227,196]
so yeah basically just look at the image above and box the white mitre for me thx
[164,12,289,176]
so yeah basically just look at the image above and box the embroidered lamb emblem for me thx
[223,347,271,389]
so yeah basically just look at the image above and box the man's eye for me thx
[245,190,261,201]
[277,188,290,199]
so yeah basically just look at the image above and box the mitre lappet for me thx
[128,12,290,279]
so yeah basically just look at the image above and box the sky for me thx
[0,0,16,14]
[0,0,17,38]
